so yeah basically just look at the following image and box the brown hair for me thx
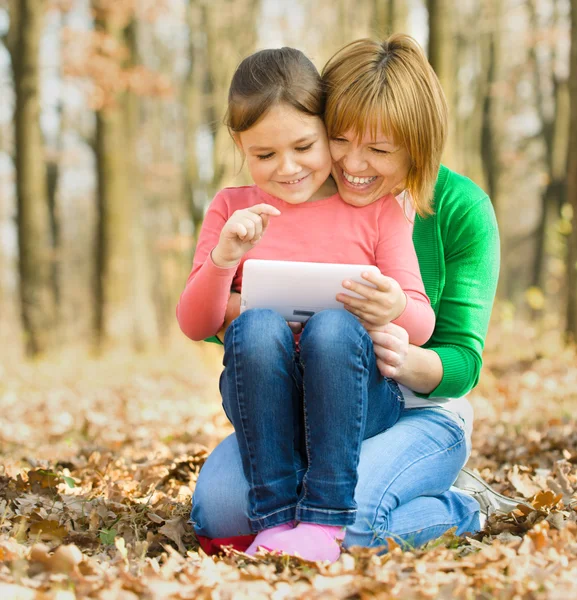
[226,47,325,134]
[322,34,448,216]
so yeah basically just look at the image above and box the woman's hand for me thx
[368,322,409,379]
[212,204,281,268]
[336,270,407,329]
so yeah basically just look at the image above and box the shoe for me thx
[453,467,533,521]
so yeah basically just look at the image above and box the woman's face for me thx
[329,128,412,207]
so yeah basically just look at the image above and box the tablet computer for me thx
[240,259,381,323]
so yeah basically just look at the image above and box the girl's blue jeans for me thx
[191,309,481,549]
[217,308,404,531]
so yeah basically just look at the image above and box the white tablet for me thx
[240,259,381,323]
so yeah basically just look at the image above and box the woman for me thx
[191,34,500,553]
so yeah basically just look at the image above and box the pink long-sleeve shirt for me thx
[177,186,435,345]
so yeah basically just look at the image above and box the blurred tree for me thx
[372,0,409,37]
[122,17,159,351]
[479,0,499,204]
[204,0,260,195]
[6,0,57,355]
[428,0,458,171]
[528,0,570,291]
[566,0,577,340]
[453,0,501,201]
[91,1,134,350]
[183,0,208,238]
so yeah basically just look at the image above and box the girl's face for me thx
[237,104,334,204]
[329,128,412,207]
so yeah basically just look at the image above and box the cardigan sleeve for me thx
[419,194,500,399]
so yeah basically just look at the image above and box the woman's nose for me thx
[342,149,368,173]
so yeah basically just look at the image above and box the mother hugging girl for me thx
[178,33,510,562]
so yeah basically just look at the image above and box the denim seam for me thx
[296,319,368,515]
[296,507,357,515]
[391,510,480,539]
[370,434,467,534]
[251,504,298,522]
[231,322,261,511]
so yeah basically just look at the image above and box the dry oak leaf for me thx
[158,516,188,554]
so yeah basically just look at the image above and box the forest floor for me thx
[1,314,577,599]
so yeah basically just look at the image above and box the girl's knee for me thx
[300,309,366,354]
[227,309,293,355]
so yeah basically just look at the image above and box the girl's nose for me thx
[277,154,301,176]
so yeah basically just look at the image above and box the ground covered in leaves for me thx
[1,318,577,599]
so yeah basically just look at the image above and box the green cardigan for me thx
[414,165,500,398]
[203,165,500,400]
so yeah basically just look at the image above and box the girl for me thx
[177,47,434,562]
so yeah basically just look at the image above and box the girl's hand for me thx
[368,322,409,379]
[336,270,407,329]
[212,204,281,267]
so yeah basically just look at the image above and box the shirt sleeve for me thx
[420,195,500,399]
[176,192,237,341]
[375,199,436,346]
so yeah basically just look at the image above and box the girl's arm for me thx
[370,195,500,398]
[176,195,237,341]
[177,196,280,341]
[338,197,435,346]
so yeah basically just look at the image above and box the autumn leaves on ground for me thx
[1,317,577,599]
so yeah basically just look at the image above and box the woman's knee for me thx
[190,435,252,538]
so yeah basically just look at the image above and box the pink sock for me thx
[258,522,345,563]
[245,522,294,556]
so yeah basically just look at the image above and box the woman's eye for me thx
[256,152,274,160]
[296,143,313,152]
[330,138,347,143]
[371,148,390,155]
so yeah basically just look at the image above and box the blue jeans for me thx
[191,406,481,549]
[219,308,404,531]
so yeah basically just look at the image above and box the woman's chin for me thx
[337,186,382,207]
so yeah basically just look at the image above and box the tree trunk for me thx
[92,7,134,350]
[122,19,159,351]
[428,0,458,171]
[204,0,260,195]
[373,0,409,36]
[528,0,570,291]
[8,0,57,356]
[566,0,577,340]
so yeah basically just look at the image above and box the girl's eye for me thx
[296,143,313,152]
[256,152,274,160]
[371,148,390,155]
[330,138,347,143]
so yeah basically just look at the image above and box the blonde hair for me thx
[322,34,448,217]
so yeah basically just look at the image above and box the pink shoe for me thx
[258,522,345,563]
[245,523,294,556]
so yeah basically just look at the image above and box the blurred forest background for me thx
[0,0,576,358]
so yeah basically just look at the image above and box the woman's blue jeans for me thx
[217,308,404,531]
